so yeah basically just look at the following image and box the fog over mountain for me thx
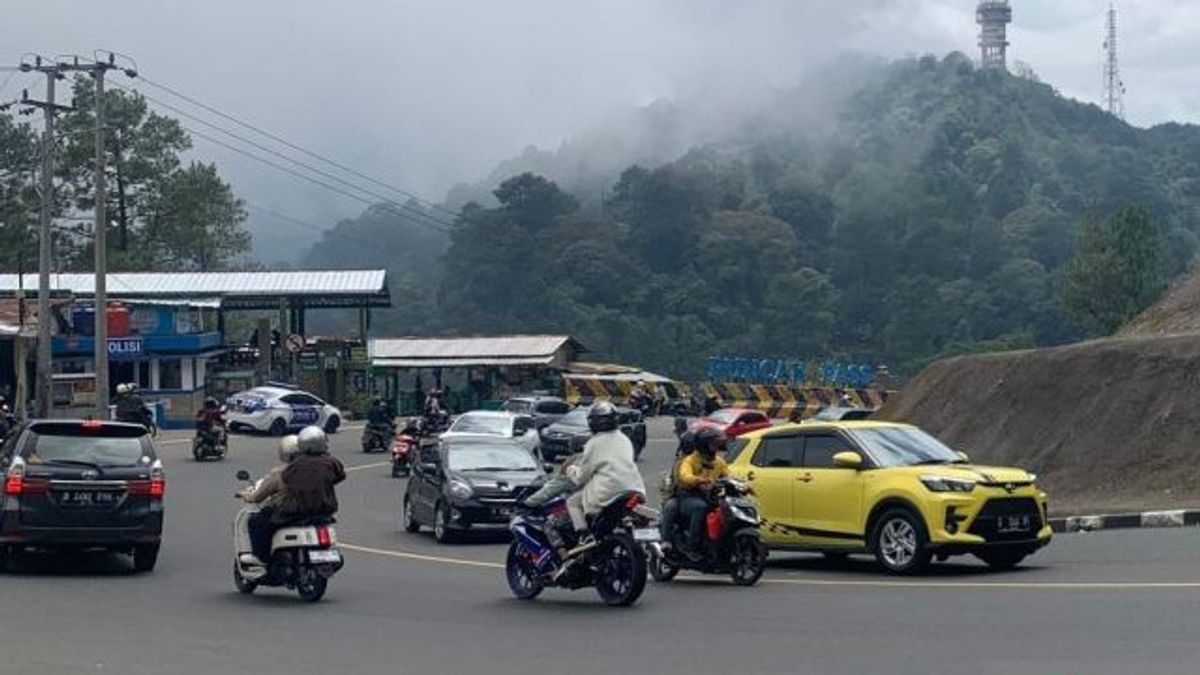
[3,1,1199,262]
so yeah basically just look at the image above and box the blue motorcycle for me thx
[505,492,657,607]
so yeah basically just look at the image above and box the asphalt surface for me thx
[3,419,1200,675]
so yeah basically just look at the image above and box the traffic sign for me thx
[285,334,306,353]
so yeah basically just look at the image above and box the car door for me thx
[410,445,442,522]
[280,394,321,428]
[792,431,867,547]
[739,433,804,547]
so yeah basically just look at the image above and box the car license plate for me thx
[632,528,660,542]
[308,549,341,564]
[59,491,118,507]
[997,515,1032,533]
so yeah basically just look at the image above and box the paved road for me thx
[3,420,1200,675]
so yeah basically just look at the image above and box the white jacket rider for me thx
[564,401,645,539]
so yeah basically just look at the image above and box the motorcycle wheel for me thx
[505,541,544,600]
[391,462,402,478]
[233,561,257,595]
[594,533,647,607]
[295,567,328,603]
[192,445,204,462]
[729,533,766,587]
[648,546,680,582]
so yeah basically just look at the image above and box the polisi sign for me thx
[108,337,144,360]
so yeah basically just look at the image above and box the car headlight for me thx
[920,475,976,493]
[1028,473,1038,483]
[448,478,473,500]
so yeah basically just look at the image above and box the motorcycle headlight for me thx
[920,475,976,493]
[448,478,473,500]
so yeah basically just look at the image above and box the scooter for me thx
[391,422,419,477]
[648,478,766,586]
[193,419,228,461]
[231,470,344,602]
[505,492,658,607]
[361,422,394,453]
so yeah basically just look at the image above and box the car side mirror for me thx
[236,470,251,481]
[832,451,863,470]
[956,451,970,463]
[543,463,555,474]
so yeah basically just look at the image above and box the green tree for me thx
[1062,206,1164,333]
[58,76,191,263]
[141,162,249,271]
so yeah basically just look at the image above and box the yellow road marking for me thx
[339,541,1200,590]
[340,542,504,569]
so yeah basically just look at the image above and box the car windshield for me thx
[558,409,589,427]
[25,432,147,468]
[449,415,511,436]
[851,427,963,467]
[502,400,532,414]
[707,410,738,424]
[447,445,538,472]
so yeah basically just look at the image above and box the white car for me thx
[439,411,540,455]
[225,385,342,436]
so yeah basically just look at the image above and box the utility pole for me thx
[60,53,136,417]
[20,56,70,419]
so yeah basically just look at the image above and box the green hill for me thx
[309,52,1200,379]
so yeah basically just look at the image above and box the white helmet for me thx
[297,425,329,456]
[116,383,130,395]
[278,434,300,463]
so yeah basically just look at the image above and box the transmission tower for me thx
[1103,2,1126,119]
[977,1,1013,71]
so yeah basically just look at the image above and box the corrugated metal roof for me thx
[0,271,387,297]
[369,335,579,360]
[372,356,555,368]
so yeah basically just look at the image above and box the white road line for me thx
[346,461,390,473]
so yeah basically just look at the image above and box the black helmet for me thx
[676,430,697,457]
[693,426,726,459]
[673,416,688,437]
[372,396,384,406]
[587,401,619,433]
[204,397,219,408]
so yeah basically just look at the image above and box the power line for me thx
[107,80,457,232]
[134,73,462,222]
[178,122,452,234]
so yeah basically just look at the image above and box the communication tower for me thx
[977,1,1013,70]
[1103,2,1126,119]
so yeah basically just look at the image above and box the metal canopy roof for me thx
[369,335,583,369]
[0,271,390,309]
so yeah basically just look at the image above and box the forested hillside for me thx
[308,53,1200,379]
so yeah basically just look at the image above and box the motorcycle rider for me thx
[114,383,147,424]
[675,426,731,561]
[365,395,394,448]
[248,426,346,565]
[659,429,697,547]
[237,435,300,573]
[194,396,227,451]
[562,401,646,566]
[423,388,449,428]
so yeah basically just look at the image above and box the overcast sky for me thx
[2,1,1197,259]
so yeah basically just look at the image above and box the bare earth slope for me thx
[878,335,1200,514]
[1119,266,1200,337]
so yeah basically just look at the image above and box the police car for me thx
[225,384,342,436]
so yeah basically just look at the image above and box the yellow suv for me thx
[726,420,1051,574]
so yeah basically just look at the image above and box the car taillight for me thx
[81,419,103,431]
[4,464,47,497]
[624,493,645,510]
[128,468,165,499]
[316,525,331,548]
